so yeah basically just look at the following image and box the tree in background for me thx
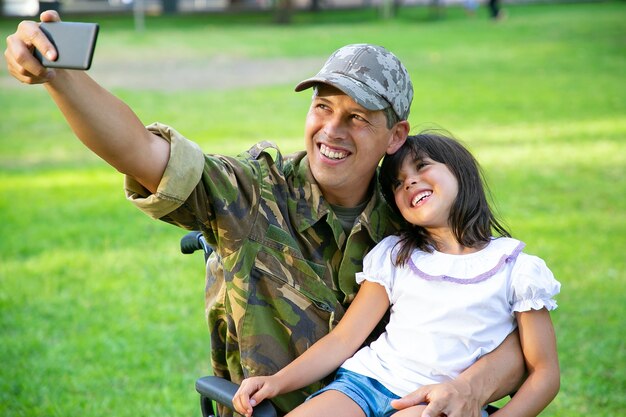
[162,0,178,13]
[274,0,293,23]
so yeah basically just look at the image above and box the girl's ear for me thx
[387,121,409,155]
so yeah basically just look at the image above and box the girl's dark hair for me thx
[379,131,510,266]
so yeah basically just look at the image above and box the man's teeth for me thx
[320,144,348,160]
[412,191,432,206]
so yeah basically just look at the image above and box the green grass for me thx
[1,2,625,416]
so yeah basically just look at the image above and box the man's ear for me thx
[387,120,409,155]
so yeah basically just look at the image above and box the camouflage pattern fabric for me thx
[127,128,404,416]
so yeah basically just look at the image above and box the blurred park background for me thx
[1,1,624,416]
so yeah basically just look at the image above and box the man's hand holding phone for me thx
[4,11,98,84]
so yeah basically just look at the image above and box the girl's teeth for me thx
[412,191,432,206]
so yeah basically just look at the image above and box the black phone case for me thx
[34,22,99,70]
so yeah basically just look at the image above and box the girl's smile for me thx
[410,190,433,207]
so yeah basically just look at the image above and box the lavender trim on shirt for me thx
[408,241,526,284]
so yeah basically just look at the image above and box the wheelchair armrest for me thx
[181,231,213,262]
[195,376,278,417]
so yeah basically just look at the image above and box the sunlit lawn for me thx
[1,2,624,416]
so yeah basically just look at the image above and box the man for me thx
[5,11,524,417]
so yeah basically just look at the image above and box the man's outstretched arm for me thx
[5,11,169,193]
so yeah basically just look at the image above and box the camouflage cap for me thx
[295,44,413,121]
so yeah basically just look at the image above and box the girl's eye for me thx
[416,161,428,170]
[392,179,402,190]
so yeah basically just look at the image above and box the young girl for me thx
[233,132,561,417]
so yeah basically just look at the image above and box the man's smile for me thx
[320,143,350,160]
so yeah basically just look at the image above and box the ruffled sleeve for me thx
[510,253,561,313]
[355,235,400,300]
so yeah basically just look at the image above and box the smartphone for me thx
[34,22,99,70]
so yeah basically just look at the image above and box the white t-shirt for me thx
[341,235,561,397]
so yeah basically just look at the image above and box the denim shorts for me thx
[308,368,401,417]
[309,368,490,417]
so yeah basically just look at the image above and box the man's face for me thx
[304,84,407,207]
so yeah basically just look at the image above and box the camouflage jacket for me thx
[126,123,404,414]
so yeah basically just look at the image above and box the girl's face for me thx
[392,154,458,232]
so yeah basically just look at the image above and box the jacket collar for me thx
[289,153,404,243]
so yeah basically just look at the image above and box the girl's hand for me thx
[233,376,281,417]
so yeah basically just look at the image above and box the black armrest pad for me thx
[195,376,278,417]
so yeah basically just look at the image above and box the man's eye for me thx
[352,114,367,123]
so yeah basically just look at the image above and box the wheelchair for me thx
[180,231,501,417]
[181,231,277,417]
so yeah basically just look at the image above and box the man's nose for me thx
[323,116,347,139]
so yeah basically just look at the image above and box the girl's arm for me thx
[232,281,390,417]
[492,308,560,417]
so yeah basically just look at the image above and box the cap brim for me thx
[295,73,389,112]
